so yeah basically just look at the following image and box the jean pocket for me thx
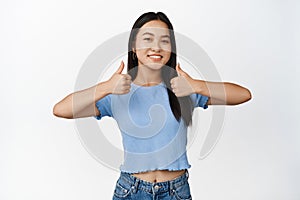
[113,178,132,198]
[173,181,192,200]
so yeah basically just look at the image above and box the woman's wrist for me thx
[95,81,112,98]
[191,79,205,95]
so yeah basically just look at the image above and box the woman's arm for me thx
[191,80,252,105]
[170,63,252,105]
[53,81,111,119]
[53,61,131,119]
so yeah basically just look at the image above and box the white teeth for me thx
[149,55,161,59]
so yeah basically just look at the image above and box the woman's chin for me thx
[143,63,165,70]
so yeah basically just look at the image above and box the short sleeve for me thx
[94,94,113,120]
[190,93,209,109]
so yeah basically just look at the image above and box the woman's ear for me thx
[132,48,135,53]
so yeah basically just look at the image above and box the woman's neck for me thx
[133,66,162,87]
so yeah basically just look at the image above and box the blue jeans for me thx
[112,169,192,200]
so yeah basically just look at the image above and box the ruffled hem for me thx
[120,164,191,174]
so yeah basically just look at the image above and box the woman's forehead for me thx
[137,20,170,36]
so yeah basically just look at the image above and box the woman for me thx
[53,12,251,200]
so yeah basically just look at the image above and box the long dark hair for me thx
[127,12,194,127]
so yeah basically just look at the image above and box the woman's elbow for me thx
[53,103,73,119]
[241,88,252,104]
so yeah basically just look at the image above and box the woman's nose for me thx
[150,40,161,51]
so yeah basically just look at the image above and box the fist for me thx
[170,63,196,97]
[108,61,132,94]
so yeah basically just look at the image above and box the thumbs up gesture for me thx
[107,61,132,94]
[170,63,196,97]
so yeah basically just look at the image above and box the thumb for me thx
[115,60,125,74]
[176,63,186,76]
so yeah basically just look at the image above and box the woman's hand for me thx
[107,61,132,94]
[170,63,197,97]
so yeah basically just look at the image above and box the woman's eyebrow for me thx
[142,32,170,38]
[142,32,154,36]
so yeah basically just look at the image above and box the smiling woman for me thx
[53,11,252,200]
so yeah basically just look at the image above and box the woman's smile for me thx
[147,54,163,62]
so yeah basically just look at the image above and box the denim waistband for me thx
[118,169,189,194]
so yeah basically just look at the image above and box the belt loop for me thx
[186,169,189,179]
[135,178,139,188]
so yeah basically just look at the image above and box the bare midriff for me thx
[131,169,186,183]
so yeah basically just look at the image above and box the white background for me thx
[1,0,299,199]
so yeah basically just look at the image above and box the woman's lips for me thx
[147,55,162,62]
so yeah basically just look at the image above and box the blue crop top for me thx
[94,81,209,173]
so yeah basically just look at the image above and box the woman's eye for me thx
[143,38,152,41]
[161,40,170,44]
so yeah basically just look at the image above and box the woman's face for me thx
[133,20,172,70]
